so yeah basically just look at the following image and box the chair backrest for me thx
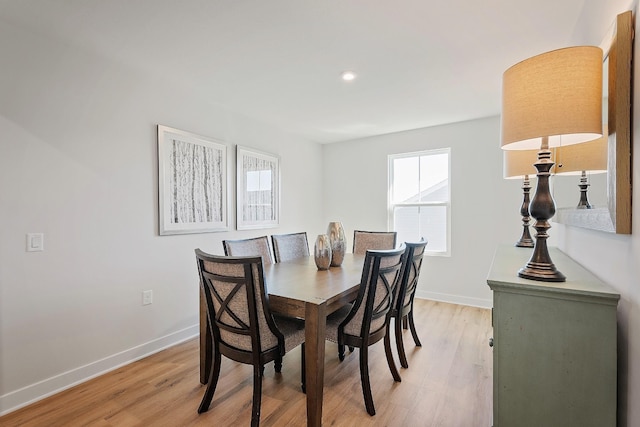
[395,240,428,314]
[222,236,274,266]
[271,232,310,263]
[340,247,405,340]
[352,230,397,255]
[195,249,283,361]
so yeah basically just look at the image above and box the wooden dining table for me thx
[199,253,365,427]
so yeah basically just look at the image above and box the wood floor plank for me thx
[0,300,492,426]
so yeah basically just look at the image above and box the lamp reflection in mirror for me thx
[501,46,603,282]
[503,149,539,248]
[552,127,608,209]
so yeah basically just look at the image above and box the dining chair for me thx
[271,232,310,263]
[195,249,305,427]
[223,236,274,266]
[352,230,397,255]
[321,247,405,416]
[384,239,428,370]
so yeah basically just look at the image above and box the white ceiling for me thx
[0,0,590,143]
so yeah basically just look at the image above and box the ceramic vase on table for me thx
[327,221,346,267]
[314,234,332,270]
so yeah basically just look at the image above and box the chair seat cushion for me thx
[324,305,352,343]
[273,315,306,352]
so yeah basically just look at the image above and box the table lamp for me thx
[501,46,603,282]
[503,149,539,247]
[552,129,608,209]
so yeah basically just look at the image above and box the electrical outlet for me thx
[142,290,153,305]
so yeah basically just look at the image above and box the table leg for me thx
[305,301,327,427]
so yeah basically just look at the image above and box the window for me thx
[388,148,450,256]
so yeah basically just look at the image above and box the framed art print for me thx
[158,125,228,235]
[236,146,280,230]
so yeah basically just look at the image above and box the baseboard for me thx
[415,290,492,309]
[0,325,199,416]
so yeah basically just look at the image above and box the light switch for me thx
[142,290,153,305]
[26,233,44,252]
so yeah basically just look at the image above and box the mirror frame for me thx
[556,10,633,234]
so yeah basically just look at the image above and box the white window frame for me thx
[388,148,451,257]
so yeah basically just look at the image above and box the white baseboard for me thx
[0,325,199,416]
[415,290,492,309]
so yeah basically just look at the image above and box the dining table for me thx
[199,253,365,427]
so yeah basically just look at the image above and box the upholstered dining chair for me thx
[384,239,428,371]
[271,232,310,263]
[352,230,397,255]
[320,247,405,416]
[195,249,305,427]
[223,236,274,266]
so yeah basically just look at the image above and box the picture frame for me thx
[236,146,280,230]
[157,125,228,235]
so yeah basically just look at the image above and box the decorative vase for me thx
[314,234,332,270]
[327,221,346,267]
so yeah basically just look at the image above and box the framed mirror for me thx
[555,10,633,234]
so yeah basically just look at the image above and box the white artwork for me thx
[158,125,228,235]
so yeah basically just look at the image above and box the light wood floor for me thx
[0,300,493,426]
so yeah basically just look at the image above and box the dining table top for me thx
[263,253,365,318]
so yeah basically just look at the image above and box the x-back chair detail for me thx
[195,249,305,427]
[322,247,405,416]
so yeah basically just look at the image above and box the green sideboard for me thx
[487,245,619,427]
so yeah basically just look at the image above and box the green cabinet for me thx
[487,245,619,427]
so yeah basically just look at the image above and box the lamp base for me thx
[518,261,566,282]
[515,232,534,248]
[515,176,534,248]
[521,143,566,282]
[576,174,592,209]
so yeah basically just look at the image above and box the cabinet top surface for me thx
[487,245,620,301]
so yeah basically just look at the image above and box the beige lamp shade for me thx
[551,127,608,175]
[501,46,603,150]
[503,149,540,179]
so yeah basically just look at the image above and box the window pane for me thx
[392,157,419,203]
[394,205,448,253]
[419,153,449,202]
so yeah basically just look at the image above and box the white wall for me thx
[322,116,524,307]
[558,1,640,425]
[0,20,324,413]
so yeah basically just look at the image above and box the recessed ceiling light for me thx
[341,71,357,81]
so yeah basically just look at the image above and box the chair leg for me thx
[203,322,213,384]
[251,365,263,427]
[395,314,409,369]
[402,315,408,330]
[198,349,221,413]
[301,343,306,393]
[275,355,283,373]
[338,344,345,361]
[359,347,376,416]
[384,321,402,381]
[408,309,422,347]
